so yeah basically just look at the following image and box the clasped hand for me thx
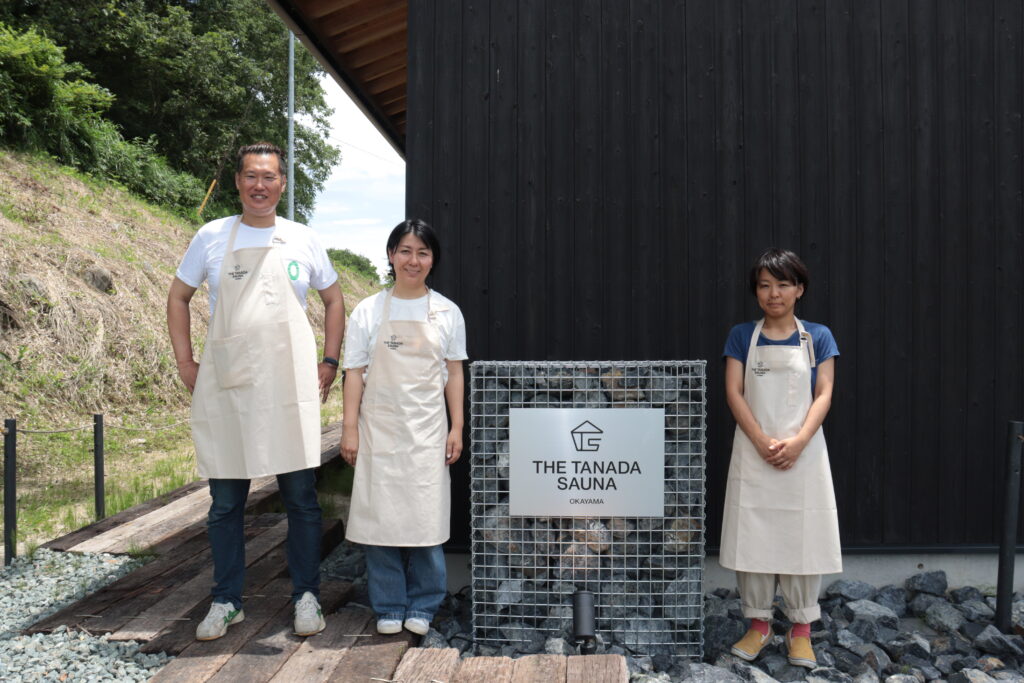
[757,435,806,471]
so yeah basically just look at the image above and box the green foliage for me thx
[0,22,203,216]
[327,248,381,284]
[4,0,340,222]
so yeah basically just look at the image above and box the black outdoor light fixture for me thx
[572,589,597,655]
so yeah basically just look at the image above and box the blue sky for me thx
[307,75,406,280]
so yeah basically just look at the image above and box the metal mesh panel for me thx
[469,361,706,659]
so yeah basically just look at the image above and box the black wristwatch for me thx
[322,356,339,368]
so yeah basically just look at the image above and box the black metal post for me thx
[996,420,1024,633]
[4,419,16,566]
[93,413,105,520]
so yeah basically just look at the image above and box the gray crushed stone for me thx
[0,548,169,681]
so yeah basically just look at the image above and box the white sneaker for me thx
[404,617,430,635]
[293,592,326,636]
[377,618,403,634]
[196,602,244,641]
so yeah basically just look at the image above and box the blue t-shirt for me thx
[723,320,839,393]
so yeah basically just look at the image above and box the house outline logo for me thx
[571,420,603,452]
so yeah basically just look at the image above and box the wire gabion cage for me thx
[469,360,706,659]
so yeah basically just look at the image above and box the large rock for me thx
[882,632,931,661]
[874,585,909,618]
[906,571,949,597]
[805,667,854,683]
[959,600,996,623]
[702,614,747,663]
[684,662,745,682]
[950,669,998,683]
[951,587,987,604]
[926,600,967,634]
[827,580,878,603]
[909,592,943,618]
[83,265,114,293]
[850,643,892,675]
[843,600,900,631]
[974,625,1024,658]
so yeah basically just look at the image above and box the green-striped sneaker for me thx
[196,601,244,641]
[294,591,326,636]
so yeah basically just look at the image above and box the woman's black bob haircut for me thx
[386,218,441,280]
[749,248,810,297]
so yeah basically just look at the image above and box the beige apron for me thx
[345,289,450,547]
[190,216,321,479]
[719,318,842,575]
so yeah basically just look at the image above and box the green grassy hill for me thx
[0,149,379,551]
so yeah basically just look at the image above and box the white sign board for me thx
[509,408,665,517]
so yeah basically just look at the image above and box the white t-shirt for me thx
[343,289,468,384]
[175,215,338,315]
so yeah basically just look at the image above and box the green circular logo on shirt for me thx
[288,261,300,281]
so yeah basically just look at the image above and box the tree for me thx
[3,0,339,222]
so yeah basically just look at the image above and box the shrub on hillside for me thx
[0,23,202,216]
[327,248,381,284]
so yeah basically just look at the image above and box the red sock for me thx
[791,622,811,638]
[750,618,770,636]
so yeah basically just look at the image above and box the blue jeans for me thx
[363,544,446,621]
[207,469,322,608]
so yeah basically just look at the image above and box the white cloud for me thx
[308,74,406,279]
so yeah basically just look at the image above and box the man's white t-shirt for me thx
[343,289,468,384]
[175,215,338,315]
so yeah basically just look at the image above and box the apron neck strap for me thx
[219,216,244,280]
[746,318,816,368]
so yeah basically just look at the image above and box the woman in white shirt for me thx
[341,219,467,636]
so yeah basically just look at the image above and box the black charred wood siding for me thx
[405,0,1024,551]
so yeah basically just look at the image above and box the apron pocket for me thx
[209,334,255,389]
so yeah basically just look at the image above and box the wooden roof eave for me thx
[265,0,406,159]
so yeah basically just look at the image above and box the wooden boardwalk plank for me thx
[41,481,208,552]
[108,518,292,641]
[83,521,271,635]
[147,578,294,683]
[70,476,278,555]
[452,656,515,683]
[267,606,372,682]
[325,619,415,683]
[141,544,291,656]
[511,654,567,683]
[566,655,627,683]
[201,580,352,683]
[392,647,461,683]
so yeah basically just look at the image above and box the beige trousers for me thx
[736,572,822,623]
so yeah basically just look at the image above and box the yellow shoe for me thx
[730,627,770,661]
[786,628,817,669]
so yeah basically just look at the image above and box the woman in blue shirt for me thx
[720,248,842,669]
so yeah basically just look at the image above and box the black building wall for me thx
[405,0,1024,551]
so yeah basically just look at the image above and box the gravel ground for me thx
[0,548,169,682]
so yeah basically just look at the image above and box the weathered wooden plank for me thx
[79,520,275,635]
[41,481,207,552]
[566,654,627,683]
[266,607,372,682]
[67,486,214,554]
[107,518,292,640]
[510,654,566,683]
[139,545,292,656]
[146,579,294,683]
[202,580,352,683]
[70,476,277,555]
[392,647,461,683]
[325,618,415,682]
[452,656,515,683]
